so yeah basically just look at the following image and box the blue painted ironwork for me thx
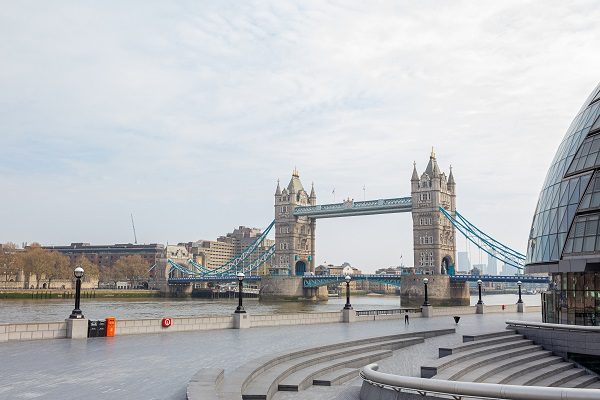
[302,274,403,288]
[450,274,550,284]
[293,197,412,219]
[439,207,526,271]
[197,220,275,275]
[169,275,262,284]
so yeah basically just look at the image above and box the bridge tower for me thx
[272,169,316,276]
[411,149,457,275]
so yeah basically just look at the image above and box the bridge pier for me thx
[400,275,469,307]
[259,276,327,301]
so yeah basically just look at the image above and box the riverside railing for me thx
[360,364,600,400]
[355,308,419,316]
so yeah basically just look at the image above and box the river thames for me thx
[0,294,540,323]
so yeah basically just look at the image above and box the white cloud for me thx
[1,0,600,271]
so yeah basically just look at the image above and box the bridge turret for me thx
[273,169,316,276]
[309,182,317,206]
[411,150,457,275]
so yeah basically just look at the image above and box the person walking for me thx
[404,313,409,325]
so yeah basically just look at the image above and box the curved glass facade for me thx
[527,83,600,265]
[528,82,600,326]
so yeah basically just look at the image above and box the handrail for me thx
[506,320,600,333]
[356,308,419,316]
[360,364,600,400]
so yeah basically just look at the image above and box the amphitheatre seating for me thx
[186,328,455,400]
[422,330,600,389]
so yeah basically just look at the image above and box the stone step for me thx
[277,349,391,392]
[462,330,515,342]
[532,367,585,387]
[509,362,575,386]
[583,380,600,389]
[432,345,543,381]
[474,353,561,383]
[558,374,599,388]
[313,368,358,386]
[421,340,537,378]
[242,337,422,400]
[439,334,524,357]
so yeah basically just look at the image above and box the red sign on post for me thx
[162,317,172,328]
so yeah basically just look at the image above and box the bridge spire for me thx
[448,165,455,186]
[275,179,281,195]
[411,161,419,181]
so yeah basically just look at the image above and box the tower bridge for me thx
[155,150,540,304]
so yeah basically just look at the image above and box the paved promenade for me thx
[0,311,540,400]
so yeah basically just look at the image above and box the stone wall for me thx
[400,275,469,306]
[250,312,341,327]
[510,323,600,358]
[0,321,67,342]
[259,276,305,300]
[115,316,234,335]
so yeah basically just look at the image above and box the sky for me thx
[2,1,600,273]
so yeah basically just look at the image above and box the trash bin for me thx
[88,320,99,337]
[97,320,107,337]
[106,317,116,337]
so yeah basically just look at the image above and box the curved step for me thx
[532,368,585,387]
[559,374,599,388]
[584,381,600,389]
[422,340,537,378]
[242,337,422,399]
[462,331,515,342]
[277,349,390,392]
[509,363,575,386]
[433,345,543,381]
[439,334,523,357]
[473,353,560,383]
[313,368,358,386]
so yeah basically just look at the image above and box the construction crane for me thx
[130,213,138,244]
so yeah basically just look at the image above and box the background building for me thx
[487,253,498,275]
[526,81,600,326]
[457,251,471,272]
[42,243,164,269]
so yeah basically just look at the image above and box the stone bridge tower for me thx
[272,169,316,276]
[411,150,457,275]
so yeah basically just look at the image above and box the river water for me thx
[0,294,541,324]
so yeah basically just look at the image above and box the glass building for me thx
[526,82,600,326]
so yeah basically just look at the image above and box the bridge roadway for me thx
[0,311,541,400]
[168,274,551,287]
[292,197,412,218]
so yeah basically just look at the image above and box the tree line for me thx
[0,243,150,288]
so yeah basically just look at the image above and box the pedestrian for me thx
[404,313,409,325]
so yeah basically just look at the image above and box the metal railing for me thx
[360,364,600,400]
[356,308,420,316]
[506,320,600,332]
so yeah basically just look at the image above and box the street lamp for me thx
[235,272,246,313]
[477,279,483,305]
[517,280,523,304]
[344,275,352,310]
[69,266,85,319]
[423,278,430,306]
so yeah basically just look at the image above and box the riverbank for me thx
[0,289,161,300]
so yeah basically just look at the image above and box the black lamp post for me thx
[477,279,483,305]
[344,275,352,310]
[69,266,85,319]
[423,277,430,306]
[517,280,523,304]
[235,272,246,313]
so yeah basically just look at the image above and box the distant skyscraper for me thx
[487,253,498,275]
[457,251,471,272]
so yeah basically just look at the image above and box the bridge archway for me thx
[442,255,454,275]
[295,260,306,276]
